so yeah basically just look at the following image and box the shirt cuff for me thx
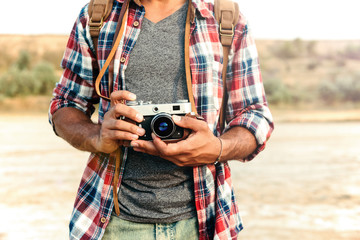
[225,108,274,161]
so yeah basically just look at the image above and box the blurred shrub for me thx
[341,44,360,60]
[0,51,57,97]
[336,74,360,102]
[317,79,339,104]
[307,61,320,70]
[32,61,58,94]
[272,38,318,60]
[264,77,311,105]
[306,40,318,57]
[0,49,14,72]
[0,67,34,97]
[272,41,299,59]
[318,73,360,104]
[15,50,31,70]
[263,78,291,104]
[287,84,312,105]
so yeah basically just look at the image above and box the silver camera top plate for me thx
[128,101,192,116]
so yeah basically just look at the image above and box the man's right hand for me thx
[52,90,145,154]
[94,91,145,153]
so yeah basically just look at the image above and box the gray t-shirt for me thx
[117,2,196,223]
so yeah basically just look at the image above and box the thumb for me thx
[172,115,204,131]
[110,90,137,107]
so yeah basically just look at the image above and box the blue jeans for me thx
[102,216,199,240]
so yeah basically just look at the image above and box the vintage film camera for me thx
[127,100,192,141]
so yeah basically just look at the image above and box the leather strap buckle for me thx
[89,17,104,31]
[219,23,234,37]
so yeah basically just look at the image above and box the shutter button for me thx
[100,217,107,224]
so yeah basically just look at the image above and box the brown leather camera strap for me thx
[184,1,196,114]
[94,0,130,101]
[92,0,130,217]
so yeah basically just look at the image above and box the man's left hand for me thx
[130,115,221,167]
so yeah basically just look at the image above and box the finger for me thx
[172,115,207,132]
[105,118,145,136]
[131,140,160,156]
[104,128,140,142]
[150,135,194,166]
[151,133,189,157]
[111,104,144,123]
[110,90,137,106]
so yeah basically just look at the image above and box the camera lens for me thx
[158,122,168,132]
[151,113,175,139]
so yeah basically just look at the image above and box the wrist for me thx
[88,124,103,153]
[214,137,223,165]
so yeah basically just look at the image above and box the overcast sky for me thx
[0,0,359,40]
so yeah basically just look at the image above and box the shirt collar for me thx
[190,0,212,19]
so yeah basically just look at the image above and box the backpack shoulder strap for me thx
[214,0,239,132]
[214,0,239,47]
[88,0,114,52]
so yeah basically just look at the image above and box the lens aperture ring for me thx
[150,113,176,139]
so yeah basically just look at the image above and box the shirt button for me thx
[133,21,140,27]
[100,217,107,224]
[120,57,126,63]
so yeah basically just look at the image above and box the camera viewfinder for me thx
[173,105,180,111]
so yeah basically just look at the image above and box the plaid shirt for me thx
[49,0,274,239]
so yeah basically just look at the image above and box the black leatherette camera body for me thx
[127,101,192,141]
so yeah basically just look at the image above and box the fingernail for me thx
[129,93,136,100]
[131,134,139,140]
[137,128,146,136]
[172,115,181,122]
[131,142,139,148]
[136,113,144,122]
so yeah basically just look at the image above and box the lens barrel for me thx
[151,113,176,139]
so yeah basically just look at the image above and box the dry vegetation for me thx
[0,34,67,73]
[0,34,360,118]
[0,35,66,99]
[256,39,360,107]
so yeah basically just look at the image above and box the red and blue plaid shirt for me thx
[49,0,274,239]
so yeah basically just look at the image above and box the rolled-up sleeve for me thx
[49,5,99,127]
[224,19,274,161]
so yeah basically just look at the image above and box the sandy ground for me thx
[0,114,359,240]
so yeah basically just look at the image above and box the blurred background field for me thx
[1,35,360,115]
[0,31,360,240]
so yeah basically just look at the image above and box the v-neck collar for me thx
[143,1,188,26]
[116,0,213,21]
